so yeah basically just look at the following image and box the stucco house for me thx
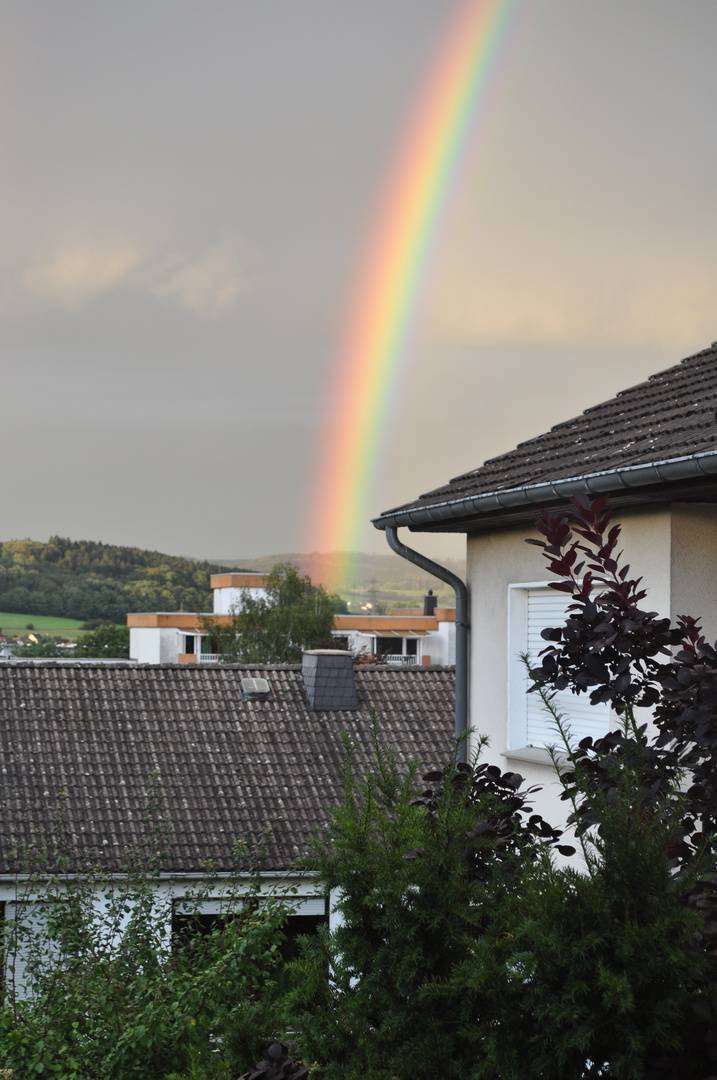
[0,654,455,960]
[128,573,456,666]
[374,340,717,823]
[128,573,270,664]
[332,595,456,666]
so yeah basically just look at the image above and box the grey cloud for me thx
[1,1,716,559]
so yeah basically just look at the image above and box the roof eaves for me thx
[373,449,717,532]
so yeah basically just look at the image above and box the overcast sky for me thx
[2,1,716,562]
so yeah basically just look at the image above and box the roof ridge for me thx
[376,342,717,529]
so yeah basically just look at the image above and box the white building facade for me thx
[129,574,457,667]
[128,573,269,664]
[332,609,456,666]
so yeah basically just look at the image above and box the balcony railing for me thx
[381,654,417,666]
[197,654,221,664]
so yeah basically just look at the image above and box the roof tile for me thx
[0,662,454,873]
[387,342,717,517]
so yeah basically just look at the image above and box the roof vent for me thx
[302,650,358,711]
[240,677,272,701]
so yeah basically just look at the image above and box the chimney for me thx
[423,589,437,617]
[302,650,358,710]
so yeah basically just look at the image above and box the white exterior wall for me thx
[671,503,717,642]
[1,873,327,997]
[466,506,674,826]
[213,585,268,615]
[159,628,181,664]
[130,626,162,664]
[0,874,326,914]
[332,624,455,664]
[130,627,181,665]
[335,630,375,656]
[423,620,455,665]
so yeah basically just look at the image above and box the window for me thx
[376,636,401,658]
[508,583,611,751]
[171,895,327,964]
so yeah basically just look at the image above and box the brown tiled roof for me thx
[0,662,454,873]
[379,342,717,528]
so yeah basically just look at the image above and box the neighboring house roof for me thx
[127,613,225,628]
[334,612,455,633]
[375,341,717,533]
[0,662,454,874]
[210,573,270,588]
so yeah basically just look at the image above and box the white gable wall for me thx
[465,506,677,826]
[213,586,267,615]
[130,627,180,665]
[671,503,717,642]
[130,626,162,664]
[426,619,455,666]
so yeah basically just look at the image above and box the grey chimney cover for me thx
[302,650,358,710]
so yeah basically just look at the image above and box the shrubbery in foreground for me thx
[287,497,717,1079]
[1,791,290,1080]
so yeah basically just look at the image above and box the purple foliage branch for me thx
[527,493,717,852]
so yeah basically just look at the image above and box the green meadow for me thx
[0,612,86,639]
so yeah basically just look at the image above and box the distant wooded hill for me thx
[0,538,237,624]
[214,551,465,608]
[0,538,464,624]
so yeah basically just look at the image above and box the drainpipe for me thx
[384,526,469,763]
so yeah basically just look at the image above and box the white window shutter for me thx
[518,587,611,749]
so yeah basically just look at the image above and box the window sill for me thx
[502,746,568,767]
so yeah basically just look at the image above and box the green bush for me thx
[285,725,565,1080]
[0,786,292,1080]
[284,497,717,1079]
[283,714,717,1080]
[200,563,338,663]
[74,623,130,658]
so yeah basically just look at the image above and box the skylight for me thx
[240,677,272,701]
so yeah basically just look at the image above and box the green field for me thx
[0,612,87,639]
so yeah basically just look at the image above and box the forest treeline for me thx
[225,550,465,606]
[0,537,234,623]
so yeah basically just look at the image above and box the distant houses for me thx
[127,573,270,664]
[127,574,457,666]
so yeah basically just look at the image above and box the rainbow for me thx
[308,0,528,591]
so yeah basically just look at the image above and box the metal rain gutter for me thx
[384,526,469,764]
[373,449,717,532]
